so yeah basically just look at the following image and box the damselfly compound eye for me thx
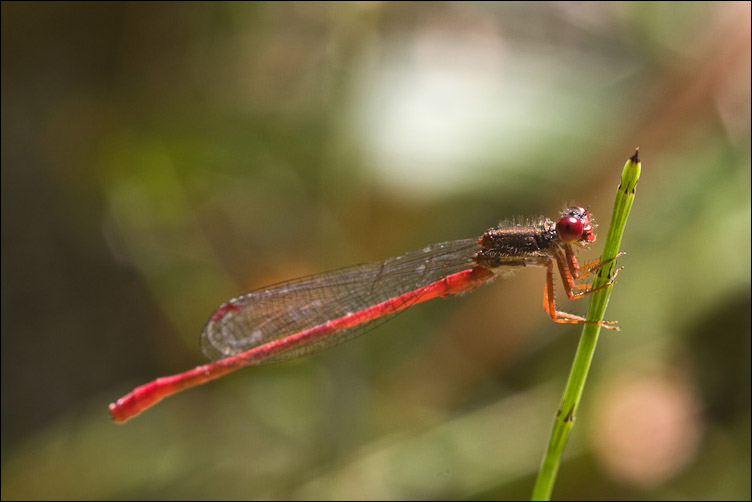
[562,206,596,243]
[556,216,584,243]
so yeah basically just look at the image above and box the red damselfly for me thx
[110,206,621,422]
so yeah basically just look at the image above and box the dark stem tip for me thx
[629,148,640,163]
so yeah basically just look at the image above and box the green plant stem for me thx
[531,150,641,501]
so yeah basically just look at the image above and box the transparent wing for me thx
[201,238,482,363]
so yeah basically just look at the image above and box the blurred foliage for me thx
[1,2,749,500]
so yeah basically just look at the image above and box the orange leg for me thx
[555,247,623,298]
[557,246,626,288]
[542,254,621,330]
[552,244,624,293]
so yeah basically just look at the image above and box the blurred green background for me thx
[2,2,749,500]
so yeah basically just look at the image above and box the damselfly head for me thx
[556,206,596,244]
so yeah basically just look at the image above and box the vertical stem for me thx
[531,150,641,500]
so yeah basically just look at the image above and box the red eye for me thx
[556,216,584,243]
